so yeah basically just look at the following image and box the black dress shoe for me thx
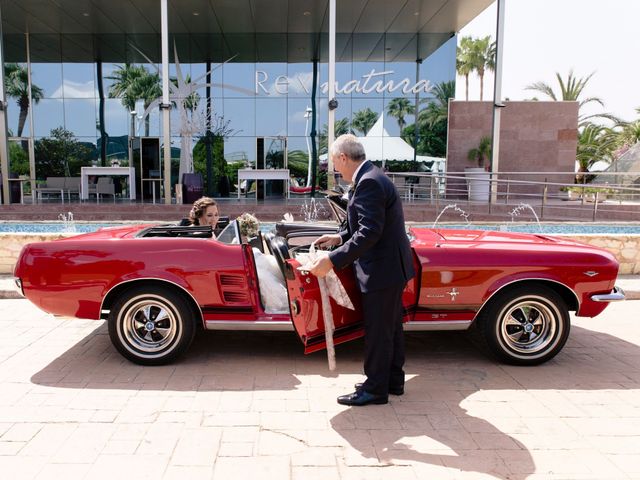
[337,390,388,406]
[354,383,404,396]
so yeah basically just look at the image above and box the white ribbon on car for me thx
[301,242,355,371]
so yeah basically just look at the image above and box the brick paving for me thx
[0,279,639,479]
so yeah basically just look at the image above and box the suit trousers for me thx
[360,282,406,396]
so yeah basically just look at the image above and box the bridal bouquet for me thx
[237,212,260,238]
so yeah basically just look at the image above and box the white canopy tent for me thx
[320,114,444,169]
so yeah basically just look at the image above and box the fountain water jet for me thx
[58,212,76,233]
[432,204,471,228]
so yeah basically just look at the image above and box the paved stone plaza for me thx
[0,278,639,479]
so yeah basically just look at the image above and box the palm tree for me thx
[318,117,351,155]
[386,98,415,133]
[106,64,147,134]
[456,37,475,101]
[576,124,618,174]
[525,71,619,125]
[467,136,492,169]
[418,81,456,128]
[351,108,378,135]
[471,36,495,101]
[129,71,162,136]
[4,63,44,137]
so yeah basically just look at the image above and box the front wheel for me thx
[475,285,570,365]
[108,286,197,365]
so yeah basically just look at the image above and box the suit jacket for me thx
[329,161,415,293]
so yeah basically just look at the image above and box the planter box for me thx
[464,167,490,202]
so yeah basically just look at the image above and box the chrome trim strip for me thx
[403,320,472,331]
[205,320,294,331]
[11,277,24,297]
[590,286,625,302]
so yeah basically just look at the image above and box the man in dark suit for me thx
[307,134,415,406]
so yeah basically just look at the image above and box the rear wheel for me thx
[108,286,197,365]
[475,285,570,365]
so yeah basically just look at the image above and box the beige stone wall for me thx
[447,101,579,198]
[2,233,639,277]
[559,235,640,275]
[0,233,70,275]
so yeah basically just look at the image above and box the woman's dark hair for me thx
[189,197,218,225]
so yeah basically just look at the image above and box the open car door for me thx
[283,256,364,354]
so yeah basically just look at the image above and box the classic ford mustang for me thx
[13,196,624,366]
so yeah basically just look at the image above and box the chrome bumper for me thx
[591,286,625,302]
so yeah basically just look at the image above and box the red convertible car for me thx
[13,197,624,366]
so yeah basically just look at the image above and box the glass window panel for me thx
[255,62,288,98]
[65,99,98,137]
[382,62,417,98]
[286,136,313,185]
[104,135,129,165]
[31,63,63,99]
[223,98,255,137]
[334,62,353,99]
[421,35,456,89]
[287,98,314,137]
[102,99,129,137]
[352,61,385,98]
[33,99,64,137]
[3,34,27,63]
[222,63,256,98]
[383,97,416,137]
[352,98,384,136]
[256,98,286,137]
[8,139,30,176]
[199,61,225,98]
[62,63,98,98]
[136,99,161,137]
[286,63,313,99]
[224,137,254,165]
[101,62,124,95]
[3,62,32,137]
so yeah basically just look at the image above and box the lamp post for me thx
[304,106,313,187]
[128,110,136,167]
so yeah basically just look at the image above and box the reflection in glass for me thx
[4,63,38,137]
[224,137,254,165]
[62,63,96,98]
[255,63,287,97]
[256,98,286,137]
[65,99,98,137]
[285,63,313,98]
[222,63,256,97]
[31,63,63,98]
[102,99,129,137]
[223,98,255,137]
[33,99,64,137]
[8,139,30,176]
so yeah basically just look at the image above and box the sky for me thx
[457,0,640,123]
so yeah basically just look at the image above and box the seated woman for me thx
[179,197,220,235]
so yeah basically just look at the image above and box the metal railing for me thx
[386,170,640,222]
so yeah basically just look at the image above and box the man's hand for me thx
[307,256,334,278]
[314,233,342,249]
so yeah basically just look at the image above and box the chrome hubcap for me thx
[500,299,558,355]
[122,299,178,353]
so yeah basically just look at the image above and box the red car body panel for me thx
[13,223,620,354]
[410,228,617,318]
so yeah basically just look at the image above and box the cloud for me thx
[51,79,97,99]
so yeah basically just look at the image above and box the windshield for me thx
[216,220,241,245]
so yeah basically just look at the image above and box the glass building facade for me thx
[1,0,487,202]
